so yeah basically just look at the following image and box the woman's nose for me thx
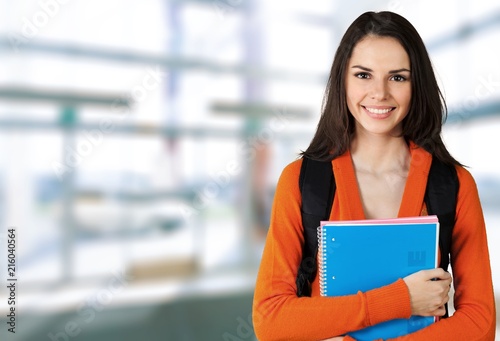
[369,79,389,101]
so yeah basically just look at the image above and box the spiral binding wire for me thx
[318,225,328,296]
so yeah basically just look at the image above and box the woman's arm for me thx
[384,166,496,341]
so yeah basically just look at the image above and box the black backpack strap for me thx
[424,157,459,272]
[296,157,335,297]
[424,157,459,319]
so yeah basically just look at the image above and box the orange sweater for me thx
[253,144,496,341]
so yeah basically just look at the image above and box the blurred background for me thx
[0,0,498,340]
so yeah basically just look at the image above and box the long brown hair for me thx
[301,11,461,166]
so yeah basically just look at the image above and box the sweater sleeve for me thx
[252,160,412,341]
[381,166,496,341]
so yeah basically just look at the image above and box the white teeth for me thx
[365,107,393,114]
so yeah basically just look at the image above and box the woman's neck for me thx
[350,132,410,174]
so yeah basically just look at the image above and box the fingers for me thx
[403,269,452,316]
[429,285,450,316]
[434,305,447,317]
[421,268,452,281]
[433,280,451,303]
[419,305,447,317]
[424,292,450,316]
[425,306,447,317]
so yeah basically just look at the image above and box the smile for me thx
[363,106,396,114]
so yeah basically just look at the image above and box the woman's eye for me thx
[391,75,407,82]
[355,72,370,79]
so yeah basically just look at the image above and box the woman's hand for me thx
[403,268,452,316]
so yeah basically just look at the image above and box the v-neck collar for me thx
[330,141,432,220]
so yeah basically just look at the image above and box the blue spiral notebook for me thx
[318,216,439,341]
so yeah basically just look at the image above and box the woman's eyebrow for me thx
[351,65,411,74]
[389,68,411,74]
[351,65,372,72]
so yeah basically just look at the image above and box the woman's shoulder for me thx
[279,158,303,182]
[283,158,303,174]
[454,164,477,188]
[275,158,303,194]
[453,165,481,201]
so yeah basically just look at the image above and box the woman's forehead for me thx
[348,36,410,71]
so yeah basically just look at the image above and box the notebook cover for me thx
[318,217,439,341]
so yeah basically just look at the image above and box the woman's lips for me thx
[362,106,395,119]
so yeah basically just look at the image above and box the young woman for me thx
[252,11,495,341]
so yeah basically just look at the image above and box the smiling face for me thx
[345,35,412,137]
